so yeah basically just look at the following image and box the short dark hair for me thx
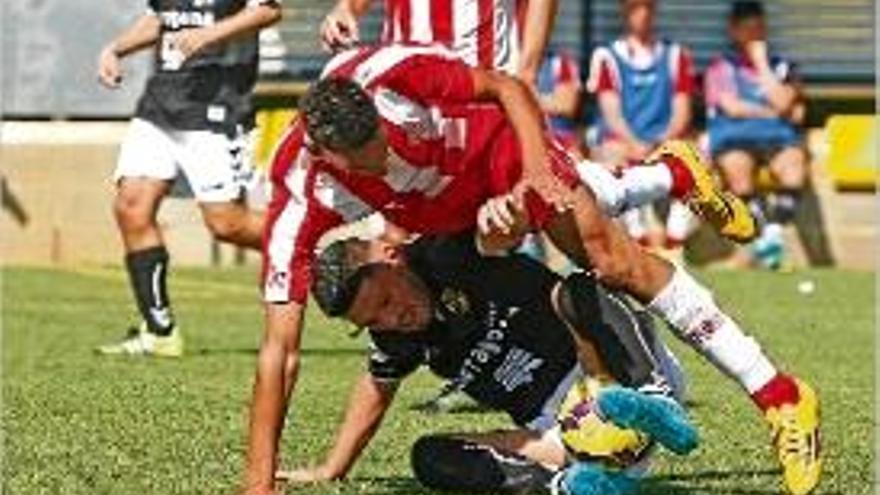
[312,238,376,317]
[301,77,379,152]
[730,1,764,22]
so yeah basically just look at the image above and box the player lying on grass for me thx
[280,233,697,495]
[243,43,820,495]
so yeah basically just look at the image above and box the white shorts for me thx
[114,118,255,203]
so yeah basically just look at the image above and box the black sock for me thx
[411,435,556,493]
[125,246,175,336]
[772,189,801,224]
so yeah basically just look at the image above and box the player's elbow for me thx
[473,68,528,101]
[254,3,282,26]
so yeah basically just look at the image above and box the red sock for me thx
[752,373,801,411]
[662,155,696,200]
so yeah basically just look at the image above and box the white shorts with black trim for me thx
[114,118,255,203]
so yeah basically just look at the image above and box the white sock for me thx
[620,206,649,240]
[665,200,693,243]
[618,163,673,211]
[575,160,673,216]
[648,266,778,394]
[575,161,627,215]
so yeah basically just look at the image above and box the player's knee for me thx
[410,435,472,490]
[203,209,247,243]
[580,232,636,288]
[113,191,153,232]
[592,254,636,288]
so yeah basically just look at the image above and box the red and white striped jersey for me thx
[262,44,577,304]
[380,0,526,74]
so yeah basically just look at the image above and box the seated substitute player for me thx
[242,44,820,495]
[280,233,697,495]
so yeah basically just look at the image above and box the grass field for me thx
[2,265,874,494]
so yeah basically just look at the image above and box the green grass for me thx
[2,266,874,494]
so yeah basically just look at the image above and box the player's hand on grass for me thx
[97,46,123,88]
[276,465,336,484]
[320,5,359,52]
[238,483,279,495]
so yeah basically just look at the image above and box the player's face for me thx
[730,16,767,47]
[346,265,433,332]
[322,128,390,177]
[623,0,656,37]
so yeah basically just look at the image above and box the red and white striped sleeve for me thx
[262,122,371,304]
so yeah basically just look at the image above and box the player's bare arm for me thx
[169,1,281,61]
[243,301,305,495]
[277,374,398,485]
[97,14,161,88]
[517,0,559,86]
[470,68,573,212]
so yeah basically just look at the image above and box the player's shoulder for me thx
[322,43,461,82]
[589,43,617,64]
[660,39,692,58]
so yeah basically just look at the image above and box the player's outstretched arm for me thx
[170,1,282,61]
[242,301,306,495]
[277,374,398,484]
[97,14,161,88]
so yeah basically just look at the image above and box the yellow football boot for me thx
[765,379,822,495]
[650,140,757,243]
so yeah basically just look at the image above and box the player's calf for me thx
[200,202,263,249]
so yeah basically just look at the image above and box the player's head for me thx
[312,237,433,333]
[619,0,656,38]
[302,77,389,176]
[728,1,767,47]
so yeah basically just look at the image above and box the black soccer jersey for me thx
[135,0,275,133]
[367,234,580,426]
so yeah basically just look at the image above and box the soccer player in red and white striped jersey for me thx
[242,44,819,495]
[319,0,555,85]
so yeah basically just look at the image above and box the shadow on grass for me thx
[335,476,423,494]
[191,347,365,357]
[646,467,841,495]
[311,470,836,495]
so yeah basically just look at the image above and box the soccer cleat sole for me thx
[597,386,699,455]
